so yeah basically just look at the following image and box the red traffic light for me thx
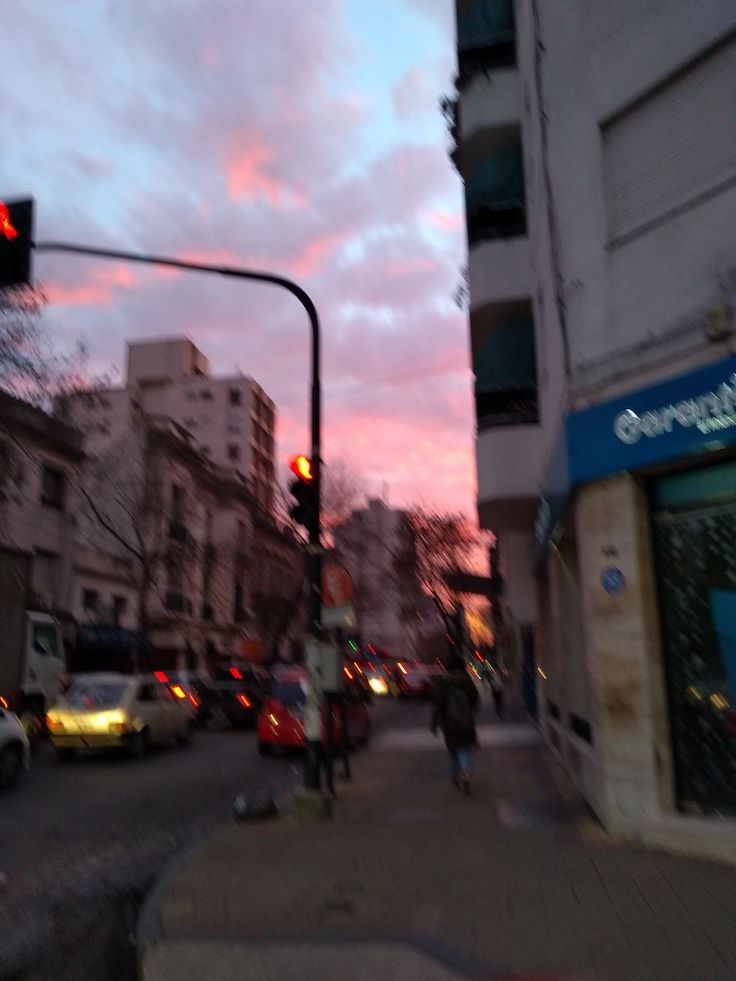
[0,203,18,241]
[289,454,313,482]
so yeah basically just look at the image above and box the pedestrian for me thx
[490,670,505,718]
[430,653,479,795]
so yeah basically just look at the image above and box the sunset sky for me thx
[3,1,472,515]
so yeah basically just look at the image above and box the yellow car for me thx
[47,672,192,759]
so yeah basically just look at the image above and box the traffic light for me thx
[288,454,316,532]
[0,198,34,289]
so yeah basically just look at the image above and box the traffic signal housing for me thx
[288,454,316,532]
[0,198,34,289]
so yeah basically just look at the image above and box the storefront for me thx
[535,355,736,831]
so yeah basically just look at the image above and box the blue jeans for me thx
[447,746,472,783]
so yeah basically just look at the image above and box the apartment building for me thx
[61,337,277,508]
[454,0,736,854]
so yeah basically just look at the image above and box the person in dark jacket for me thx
[430,653,479,794]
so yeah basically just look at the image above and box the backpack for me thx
[445,683,473,732]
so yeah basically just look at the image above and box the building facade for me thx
[454,0,736,853]
[61,336,277,508]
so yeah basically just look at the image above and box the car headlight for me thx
[369,677,388,695]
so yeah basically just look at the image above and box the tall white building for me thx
[454,0,736,856]
[62,337,276,508]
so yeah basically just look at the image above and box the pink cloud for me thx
[45,264,141,307]
[226,138,309,208]
[428,209,463,231]
[384,258,437,277]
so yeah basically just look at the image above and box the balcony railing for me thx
[474,314,539,429]
[466,145,526,244]
[458,0,516,79]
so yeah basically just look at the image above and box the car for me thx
[362,660,396,697]
[396,663,435,699]
[0,702,30,790]
[46,672,192,758]
[212,663,271,729]
[158,670,218,727]
[256,669,371,755]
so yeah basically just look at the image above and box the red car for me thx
[256,670,370,755]
[396,663,435,699]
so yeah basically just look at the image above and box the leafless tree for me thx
[392,508,481,634]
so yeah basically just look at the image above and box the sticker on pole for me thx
[601,566,626,595]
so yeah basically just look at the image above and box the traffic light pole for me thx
[33,240,325,791]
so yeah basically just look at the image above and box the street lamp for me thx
[30,236,326,794]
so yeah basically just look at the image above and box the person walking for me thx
[430,653,479,795]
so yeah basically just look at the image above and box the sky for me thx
[2,0,472,515]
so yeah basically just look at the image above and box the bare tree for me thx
[392,508,480,634]
[322,458,364,534]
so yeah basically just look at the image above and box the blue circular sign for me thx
[601,566,626,595]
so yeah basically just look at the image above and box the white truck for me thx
[0,550,66,735]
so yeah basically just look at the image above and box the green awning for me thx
[458,0,515,54]
[465,146,525,217]
[474,316,537,391]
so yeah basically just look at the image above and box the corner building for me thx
[454,0,736,852]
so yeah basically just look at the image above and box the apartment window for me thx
[82,589,99,613]
[200,389,213,401]
[466,143,526,244]
[227,443,240,462]
[603,34,736,244]
[112,595,127,625]
[40,465,65,509]
[473,311,538,429]
[226,416,242,434]
[228,387,242,406]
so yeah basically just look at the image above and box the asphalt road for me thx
[0,696,427,981]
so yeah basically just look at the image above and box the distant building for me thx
[334,499,436,657]
[0,391,83,620]
[453,0,736,854]
[60,336,276,508]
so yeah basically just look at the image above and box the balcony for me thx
[474,314,538,430]
[465,145,525,245]
[469,236,531,311]
[476,425,544,531]
[457,0,516,81]
[460,68,520,151]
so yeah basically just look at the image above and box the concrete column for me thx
[575,473,674,831]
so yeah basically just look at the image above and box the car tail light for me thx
[188,693,200,707]
[46,714,64,732]
[154,671,169,683]
[0,695,8,710]
[170,685,187,700]
[229,666,243,680]
[398,663,408,675]
[343,666,354,680]
[237,693,252,709]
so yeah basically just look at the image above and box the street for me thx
[0,697,421,981]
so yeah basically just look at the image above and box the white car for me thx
[46,673,192,759]
[0,705,31,790]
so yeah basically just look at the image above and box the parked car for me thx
[362,661,396,697]
[396,663,435,699]
[0,702,30,790]
[46,672,192,758]
[212,663,271,729]
[256,669,371,755]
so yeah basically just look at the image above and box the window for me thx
[200,389,213,401]
[228,387,242,406]
[40,465,65,509]
[82,589,99,613]
[112,595,127,625]
[602,34,736,244]
[171,483,185,520]
[227,443,240,462]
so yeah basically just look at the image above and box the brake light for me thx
[229,667,243,680]
[0,695,8,710]
[343,666,354,680]
[398,663,408,675]
[188,693,200,707]
[154,671,169,683]
[237,693,252,709]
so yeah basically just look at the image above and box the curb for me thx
[135,784,296,968]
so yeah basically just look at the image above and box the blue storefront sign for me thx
[534,356,736,564]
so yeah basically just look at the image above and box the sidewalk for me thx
[138,699,736,980]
